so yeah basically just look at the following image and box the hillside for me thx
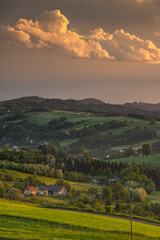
[1,97,160,157]
[1,108,160,157]
[2,96,160,116]
[0,96,160,117]
[0,109,159,156]
[0,199,160,240]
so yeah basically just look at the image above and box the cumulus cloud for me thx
[2,10,113,60]
[88,28,160,63]
[1,9,160,63]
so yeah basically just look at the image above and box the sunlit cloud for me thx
[136,0,152,3]
[1,9,160,63]
[89,28,160,63]
[2,10,113,60]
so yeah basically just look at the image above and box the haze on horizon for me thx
[1,0,160,104]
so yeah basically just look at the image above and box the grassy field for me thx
[148,191,160,203]
[24,110,157,148]
[25,111,142,127]
[110,153,160,168]
[0,199,160,240]
[0,168,101,191]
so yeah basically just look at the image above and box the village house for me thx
[24,186,37,195]
[69,153,83,159]
[36,186,48,196]
[108,176,120,185]
[45,185,67,196]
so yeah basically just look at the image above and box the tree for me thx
[114,203,122,212]
[90,166,95,176]
[142,179,156,194]
[0,185,5,197]
[7,188,21,200]
[55,169,63,178]
[55,178,65,186]
[132,188,147,202]
[125,147,136,157]
[105,205,112,213]
[97,168,103,176]
[102,187,113,204]
[142,143,152,156]
[111,184,130,201]
[103,167,112,178]
[150,119,156,125]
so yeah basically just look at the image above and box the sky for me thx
[1,0,160,103]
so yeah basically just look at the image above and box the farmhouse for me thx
[45,185,67,196]
[24,186,37,195]
[36,186,48,196]
[108,176,120,184]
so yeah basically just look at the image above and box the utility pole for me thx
[130,198,133,240]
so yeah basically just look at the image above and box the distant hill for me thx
[3,96,44,103]
[125,102,160,112]
[79,98,105,104]
[2,96,160,118]
[1,96,160,156]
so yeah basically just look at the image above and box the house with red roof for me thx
[24,186,37,195]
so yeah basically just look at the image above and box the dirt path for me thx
[52,208,160,227]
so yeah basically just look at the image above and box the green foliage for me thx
[105,205,112,213]
[7,188,21,200]
[114,203,122,212]
[132,188,147,202]
[111,184,130,201]
[102,187,113,204]
[55,178,72,193]
[142,143,153,156]
[0,184,5,197]
[0,153,9,160]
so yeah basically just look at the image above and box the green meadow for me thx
[25,111,140,127]
[148,191,160,203]
[111,153,160,168]
[0,199,160,240]
[0,168,100,191]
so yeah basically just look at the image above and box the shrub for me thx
[132,188,147,202]
[7,188,21,200]
[114,203,122,212]
[0,184,5,197]
[105,205,112,213]
[77,201,85,209]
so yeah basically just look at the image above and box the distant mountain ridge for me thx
[2,96,160,117]
[124,102,160,112]
[2,96,105,105]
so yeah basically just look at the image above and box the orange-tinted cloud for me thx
[2,10,114,60]
[89,28,160,63]
[1,9,160,63]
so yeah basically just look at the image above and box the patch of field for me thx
[25,111,142,127]
[0,199,160,240]
[59,138,79,147]
[148,191,160,203]
[0,168,100,191]
[110,153,160,168]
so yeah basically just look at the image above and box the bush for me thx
[132,188,147,202]
[77,201,85,209]
[4,173,16,182]
[0,184,5,197]
[105,205,112,213]
[114,203,122,212]
[7,188,21,200]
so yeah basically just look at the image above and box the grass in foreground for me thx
[0,199,160,240]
